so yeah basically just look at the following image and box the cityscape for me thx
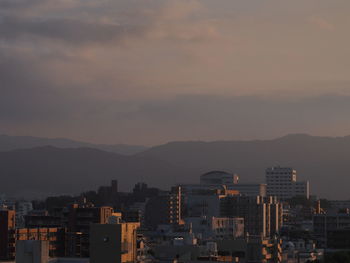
[1,0,350,262]
[1,166,350,262]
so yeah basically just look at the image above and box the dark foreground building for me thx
[0,209,16,260]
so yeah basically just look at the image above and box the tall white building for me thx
[266,167,309,200]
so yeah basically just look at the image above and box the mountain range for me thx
[0,134,350,199]
[0,134,148,155]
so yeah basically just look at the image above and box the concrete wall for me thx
[16,240,49,263]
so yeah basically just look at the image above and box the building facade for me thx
[16,228,66,257]
[0,209,16,260]
[228,184,267,197]
[200,171,239,185]
[185,216,244,240]
[220,195,283,238]
[144,186,182,229]
[266,167,309,200]
[90,222,140,263]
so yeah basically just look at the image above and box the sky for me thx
[1,0,350,145]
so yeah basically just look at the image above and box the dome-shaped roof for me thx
[202,171,231,177]
[200,171,239,185]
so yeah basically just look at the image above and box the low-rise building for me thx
[185,216,244,240]
[313,210,350,248]
[16,228,66,258]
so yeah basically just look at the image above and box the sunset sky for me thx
[1,0,350,145]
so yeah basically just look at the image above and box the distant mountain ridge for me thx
[137,134,350,199]
[0,146,189,198]
[1,134,350,199]
[0,134,148,155]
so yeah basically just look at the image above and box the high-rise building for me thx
[266,167,309,200]
[0,209,16,260]
[220,196,282,238]
[144,186,182,229]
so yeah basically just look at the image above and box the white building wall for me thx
[266,167,309,199]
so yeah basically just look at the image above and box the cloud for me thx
[1,0,350,144]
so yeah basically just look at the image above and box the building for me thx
[63,204,114,233]
[23,203,114,258]
[228,183,267,197]
[123,202,146,224]
[96,180,119,205]
[16,228,66,257]
[0,209,16,260]
[200,171,267,197]
[15,240,50,263]
[200,171,239,185]
[220,195,282,238]
[16,202,33,228]
[313,210,350,247]
[111,180,118,193]
[63,204,114,258]
[181,184,239,219]
[327,227,350,249]
[266,167,310,200]
[329,200,350,210]
[144,186,182,229]
[246,236,282,263]
[90,222,140,263]
[25,214,62,228]
[185,216,244,240]
[185,188,228,218]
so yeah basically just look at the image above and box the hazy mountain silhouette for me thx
[0,146,189,198]
[0,134,148,155]
[1,134,350,199]
[138,134,350,199]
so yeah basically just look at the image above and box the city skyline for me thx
[1,1,350,262]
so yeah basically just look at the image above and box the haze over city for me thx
[1,0,350,145]
[2,1,350,263]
